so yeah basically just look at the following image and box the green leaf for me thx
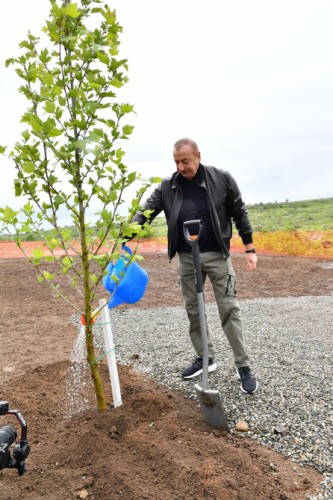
[90,274,98,284]
[120,222,142,238]
[22,161,36,174]
[127,172,137,183]
[115,148,124,159]
[85,101,99,115]
[21,130,31,141]
[23,202,34,215]
[42,271,55,281]
[58,96,66,106]
[27,115,42,134]
[55,108,63,120]
[1,206,19,223]
[14,180,22,197]
[65,3,80,18]
[97,51,109,65]
[51,3,62,19]
[48,128,62,137]
[120,104,134,114]
[44,101,55,113]
[110,78,123,89]
[149,176,163,183]
[122,125,134,136]
[0,145,7,154]
[40,73,54,86]
[54,194,65,207]
[47,175,58,186]
[27,67,39,83]
[104,8,116,25]
[32,248,44,259]
[73,119,86,130]
[40,48,50,64]
[75,140,88,151]
[18,40,31,50]
[62,256,72,268]
[91,128,104,138]
[5,58,15,68]
[101,91,116,99]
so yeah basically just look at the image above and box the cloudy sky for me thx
[1,0,332,212]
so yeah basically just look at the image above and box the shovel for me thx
[183,220,229,431]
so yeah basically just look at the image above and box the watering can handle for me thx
[106,245,133,274]
[183,220,204,247]
[122,244,133,255]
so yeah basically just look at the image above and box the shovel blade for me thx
[195,384,229,432]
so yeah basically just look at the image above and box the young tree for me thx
[0,0,157,410]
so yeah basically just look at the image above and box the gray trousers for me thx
[178,251,250,368]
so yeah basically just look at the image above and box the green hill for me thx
[151,197,333,235]
[1,197,331,242]
[246,197,332,231]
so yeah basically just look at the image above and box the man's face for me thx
[173,145,201,180]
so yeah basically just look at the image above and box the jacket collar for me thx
[171,163,206,188]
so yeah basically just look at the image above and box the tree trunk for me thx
[85,324,107,411]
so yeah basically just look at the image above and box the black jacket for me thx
[133,164,253,260]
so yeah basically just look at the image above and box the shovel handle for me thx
[183,220,210,390]
[183,220,204,294]
[183,220,203,247]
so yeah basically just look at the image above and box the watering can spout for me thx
[103,246,149,309]
[108,293,126,308]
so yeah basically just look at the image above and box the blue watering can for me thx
[102,245,149,309]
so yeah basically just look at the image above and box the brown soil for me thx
[1,248,332,500]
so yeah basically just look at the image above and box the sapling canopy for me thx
[0,0,159,410]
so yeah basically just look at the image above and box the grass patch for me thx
[149,197,333,235]
[247,198,333,231]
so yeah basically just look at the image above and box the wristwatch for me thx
[245,248,256,254]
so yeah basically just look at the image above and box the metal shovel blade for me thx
[195,383,229,431]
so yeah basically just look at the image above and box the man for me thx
[132,138,258,394]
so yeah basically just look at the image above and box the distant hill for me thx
[1,197,332,241]
[246,197,332,231]
[151,197,333,235]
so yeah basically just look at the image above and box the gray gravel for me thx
[81,294,333,498]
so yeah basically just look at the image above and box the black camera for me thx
[0,401,30,476]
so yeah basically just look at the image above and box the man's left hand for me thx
[246,252,257,271]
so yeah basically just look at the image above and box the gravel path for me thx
[88,294,333,498]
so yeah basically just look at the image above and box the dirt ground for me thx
[1,247,333,499]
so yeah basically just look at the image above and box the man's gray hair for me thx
[173,138,199,153]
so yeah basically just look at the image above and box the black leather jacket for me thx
[133,164,253,260]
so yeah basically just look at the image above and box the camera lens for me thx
[0,425,17,471]
[0,426,17,446]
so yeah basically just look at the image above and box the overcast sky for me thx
[1,0,332,213]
